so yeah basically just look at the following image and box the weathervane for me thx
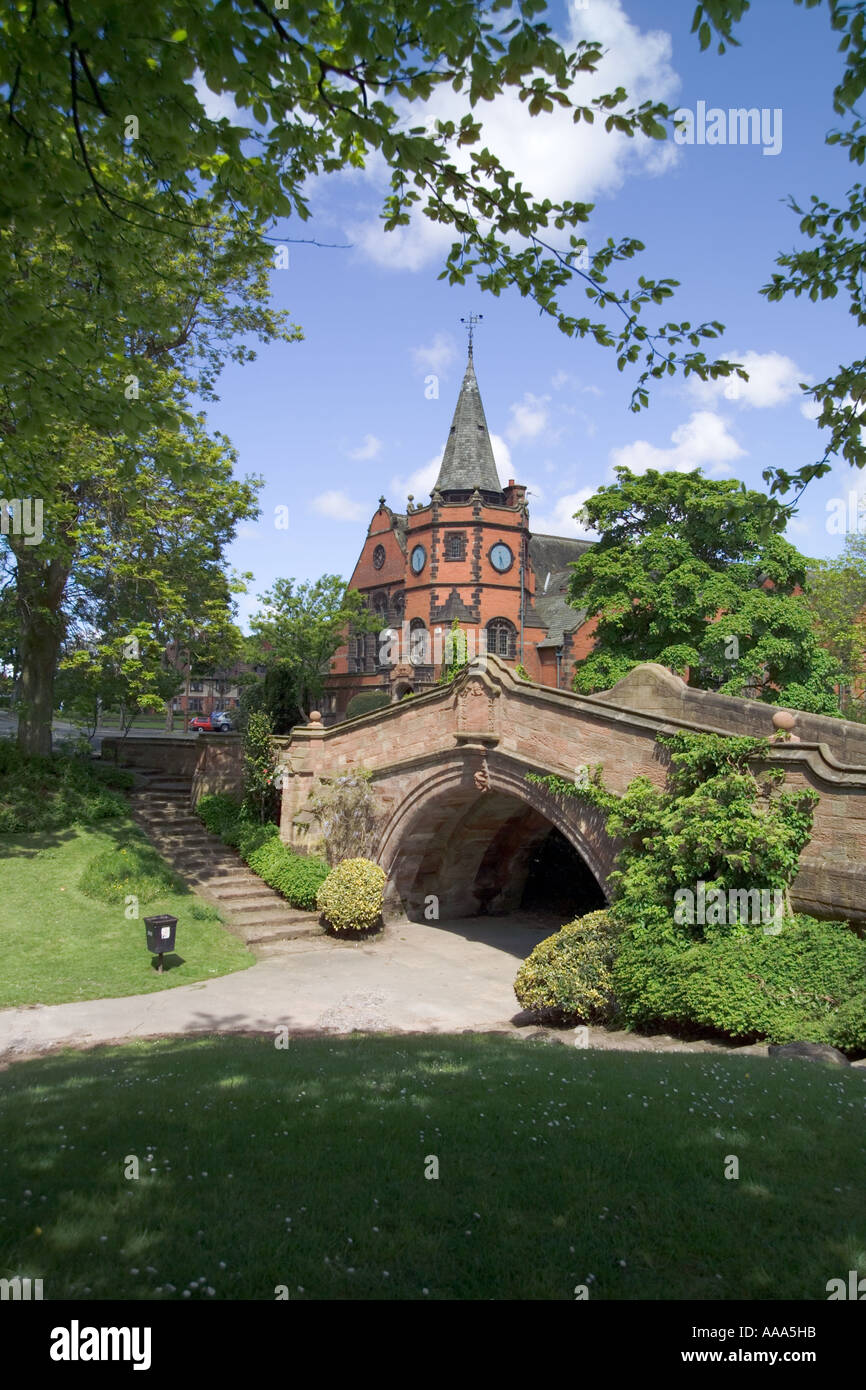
[460,312,483,358]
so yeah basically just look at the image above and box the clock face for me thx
[372,544,385,570]
[411,544,427,574]
[490,541,513,573]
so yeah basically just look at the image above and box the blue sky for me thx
[196,0,863,630]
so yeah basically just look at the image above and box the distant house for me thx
[165,651,266,716]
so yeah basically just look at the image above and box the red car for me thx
[188,714,214,732]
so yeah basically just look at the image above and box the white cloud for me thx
[529,487,598,539]
[610,411,745,476]
[389,453,442,505]
[490,434,512,484]
[506,393,551,444]
[310,490,369,522]
[688,350,803,409]
[346,0,680,271]
[348,433,382,461]
[553,369,602,396]
[801,398,823,421]
[411,333,458,376]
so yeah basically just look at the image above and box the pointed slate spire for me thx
[432,354,503,500]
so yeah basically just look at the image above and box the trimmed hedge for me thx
[613,915,866,1048]
[247,837,330,910]
[316,857,386,932]
[196,793,328,910]
[197,793,244,840]
[345,691,390,719]
[514,910,620,1024]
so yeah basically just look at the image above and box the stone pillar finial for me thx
[772,709,800,742]
[308,710,322,725]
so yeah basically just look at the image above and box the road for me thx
[0,712,200,751]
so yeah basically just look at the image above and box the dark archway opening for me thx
[520,826,606,920]
[389,783,609,923]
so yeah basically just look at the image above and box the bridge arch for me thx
[376,751,616,922]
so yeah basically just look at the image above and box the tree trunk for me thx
[15,548,70,757]
[16,623,61,756]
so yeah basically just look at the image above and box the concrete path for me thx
[5,911,858,1065]
[0,916,559,1058]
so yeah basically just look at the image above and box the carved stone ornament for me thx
[457,679,494,732]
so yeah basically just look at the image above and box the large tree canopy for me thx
[568,468,844,713]
[803,530,866,707]
[0,0,747,448]
[692,0,866,498]
[2,213,276,754]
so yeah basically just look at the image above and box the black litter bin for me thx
[144,914,177,971]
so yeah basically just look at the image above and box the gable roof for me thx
[529,532,593,644]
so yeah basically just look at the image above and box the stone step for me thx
[139,778,194,789]
[132,800,201,812]
[137,779,192,788]
[133,800,193,812]
[164,856,242,873]
[214,891,284,911]
[143,829,221,843]
[157,853,242,872]
[138,824,219,841]
[136,817,205,832]
[227,901,310,924]
[134,783,193,795]
[244,921,321,945]
[208,882,280,900]
[134,783,191,795]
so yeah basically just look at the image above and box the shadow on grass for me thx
[0,1034,862,1302]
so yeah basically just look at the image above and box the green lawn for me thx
[0,1034,863,1301]
[0,822,254,1007]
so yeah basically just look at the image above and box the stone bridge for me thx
[278,656,866,924]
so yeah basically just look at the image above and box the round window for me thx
[411,544,427,574]
[373,544,386,570]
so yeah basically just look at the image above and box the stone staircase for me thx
[128,772,321,948]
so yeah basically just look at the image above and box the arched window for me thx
[486,617,517,660]
[409,617,430,666]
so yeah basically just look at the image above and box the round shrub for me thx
[513,909,620,1024]
[316,857,386,933]
[345,691,391,719]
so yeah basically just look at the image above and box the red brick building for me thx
[324,349,597,722]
